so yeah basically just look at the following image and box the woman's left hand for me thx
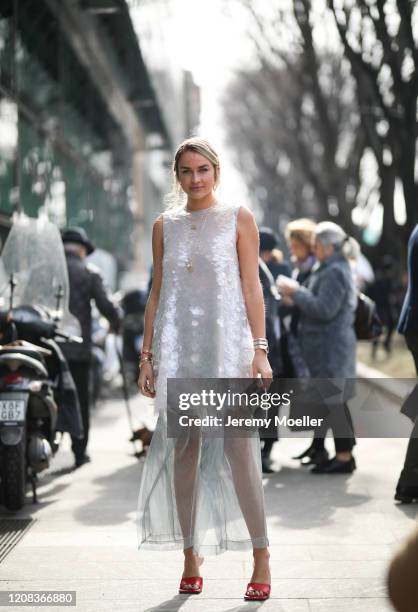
[281,294,294,306]
[252,350,273,390]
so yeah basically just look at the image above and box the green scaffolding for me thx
[0,0,168,267]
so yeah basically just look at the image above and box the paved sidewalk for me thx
[1,388,417,612]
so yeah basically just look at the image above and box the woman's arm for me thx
[138,215,164,397]
[237,206,272,380]
[142,215,164,350]
[292,267,348,321]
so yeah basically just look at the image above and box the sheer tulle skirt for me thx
[137,411,269,555]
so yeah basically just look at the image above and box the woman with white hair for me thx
[277,221,358,474]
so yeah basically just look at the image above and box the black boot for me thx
[311,456,356,474]
[395,468,418,503]
[395,486,418,503]
[292,445,314,460]
[293,445,328,465]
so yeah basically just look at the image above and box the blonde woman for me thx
[137,137,272,601]
[285,218,317,287]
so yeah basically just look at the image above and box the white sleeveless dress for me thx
[136,201,269,555]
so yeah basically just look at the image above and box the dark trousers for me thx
[70,360,91,459]
[398,333,418,488]
[311,402,356,453]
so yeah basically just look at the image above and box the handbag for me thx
[354,292,383,340]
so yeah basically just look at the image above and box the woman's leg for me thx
[333,402,356,458]
[174,430,202,577]
[224,436,268,545]
[311,403,356,473]
[292,429,327,460]
[224,436,270,589]
[312,435,325,450]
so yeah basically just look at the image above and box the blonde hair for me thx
[165,137,220,209]
[315,221,360,261]
[285,218,317,252]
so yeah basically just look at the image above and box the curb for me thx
[357,362,414,403]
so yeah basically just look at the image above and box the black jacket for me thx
[259,259,281,376]
[398,225,418,335]
[61,252,121,361]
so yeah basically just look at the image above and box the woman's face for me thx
[314,238,334,262]
[177,151,216,200]
[288,237,311,263]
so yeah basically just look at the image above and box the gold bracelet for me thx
[139,357,153,366]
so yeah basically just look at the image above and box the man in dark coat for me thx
[259,227,291,279]
[61,228,121,468]
[258,227,287,473]
[395,224,418,503]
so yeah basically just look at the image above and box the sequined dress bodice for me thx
[151,202,253,412]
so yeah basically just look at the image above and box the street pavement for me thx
[1,383,417,612]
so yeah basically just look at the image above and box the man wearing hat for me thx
[62,227,121,468]
[259,226,291,280]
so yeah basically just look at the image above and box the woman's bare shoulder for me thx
[236,205,256,232]
[237,205,254,221]
[153,215,163,232]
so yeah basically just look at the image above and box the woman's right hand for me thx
[276,275,300,296]
[138,362,156,398]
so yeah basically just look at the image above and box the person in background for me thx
[258,228,288,472]
[277,221,358,474]
[61,227,121,469]
[367,255,397,358]
[259,226,291,280]
[394,224,418,503]
[258,256,281,473]
[281,218,330,466]
[284,218,317,336]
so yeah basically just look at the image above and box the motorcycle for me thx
[0,215,83,511]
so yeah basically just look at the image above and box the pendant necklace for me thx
[185,202,216,272]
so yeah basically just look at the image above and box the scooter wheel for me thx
[1,433,26,511]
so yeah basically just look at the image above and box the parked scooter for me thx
[0,215,83,511]
[0,305,82,510]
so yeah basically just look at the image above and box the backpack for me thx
[354,292,383,340]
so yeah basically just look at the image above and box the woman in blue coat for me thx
[278,221,358,474]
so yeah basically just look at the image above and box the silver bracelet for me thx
[253,338,269,354]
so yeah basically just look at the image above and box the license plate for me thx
[0,399,25,422]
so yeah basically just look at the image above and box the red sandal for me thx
[244,582,271,601]
[179,576,203,594]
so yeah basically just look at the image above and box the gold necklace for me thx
[185,203,216,272]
